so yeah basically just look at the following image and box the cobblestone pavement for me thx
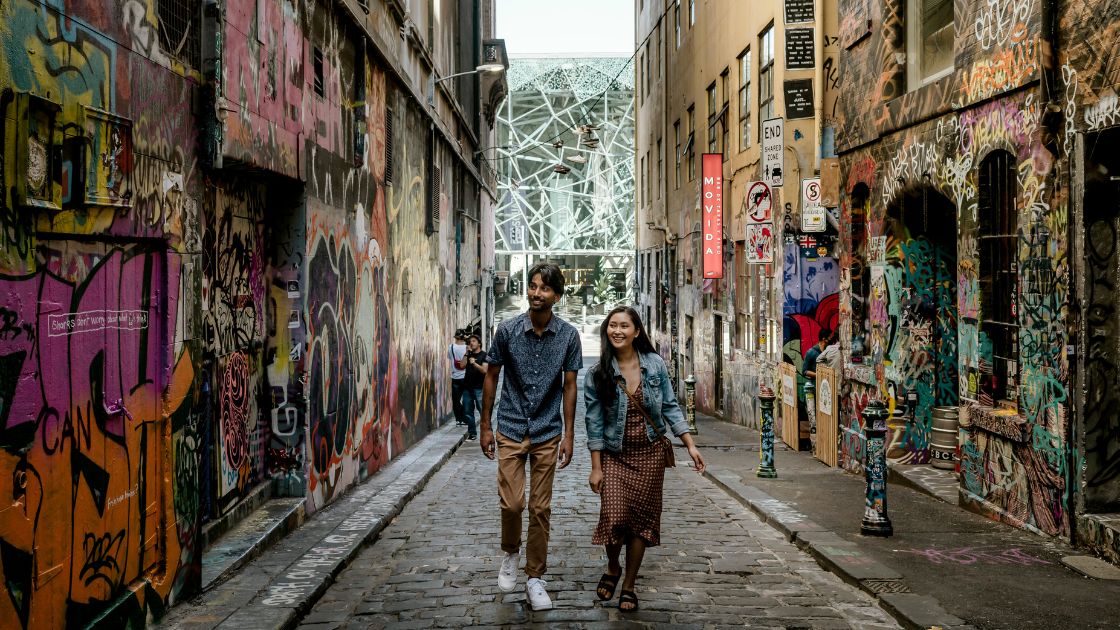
[296,367,900,630]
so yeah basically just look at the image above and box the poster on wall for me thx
[762,117,784,187]
[785,0,815,23]
[701,153,724,278]
[745,180,773,223]
[784,79,815,119]
[785,28,815,69]
[746,223,774,263]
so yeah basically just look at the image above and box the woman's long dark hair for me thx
[593,306,657,408]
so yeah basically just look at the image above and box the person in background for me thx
[584,306,705,612]
[449,330,468,429]
[816,331,840,370]
[461,334,487,441]
[802,329,831,380]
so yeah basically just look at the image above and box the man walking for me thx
[480,262,582,611]
[449,330,468,429]
[461,334,487,440]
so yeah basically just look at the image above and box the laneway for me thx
[296,367,900,629]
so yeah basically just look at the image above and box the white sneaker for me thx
[498,551,519,592]
[525,577,553,611]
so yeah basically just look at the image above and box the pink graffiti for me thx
[897,546,1051,566]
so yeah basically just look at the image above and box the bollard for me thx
[684,374,698,435]
[860,400,893,537]
[757,386,778,478]
[804,379,817,454]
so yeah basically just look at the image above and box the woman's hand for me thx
[588,468,604,494]
[687,445,706,474]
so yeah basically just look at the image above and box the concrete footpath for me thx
[689,413,1120,630]
[159,422,465,629]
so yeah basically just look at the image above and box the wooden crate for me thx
[814,365,839,467]
[778,362,800,450]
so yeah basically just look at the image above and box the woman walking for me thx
[584,306,705,612]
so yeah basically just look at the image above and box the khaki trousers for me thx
[497,432,560,578]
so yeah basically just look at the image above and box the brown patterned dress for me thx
[592,386,674,547]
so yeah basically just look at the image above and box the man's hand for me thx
[480,427,496,460]
[558,435,574,469]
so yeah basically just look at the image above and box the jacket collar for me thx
[609,351,654,376]
[518,311,561,335]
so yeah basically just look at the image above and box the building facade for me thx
[634,0,840,427]
[0,0,505,626]
[836,0,1120,560]
[495,56,635,307]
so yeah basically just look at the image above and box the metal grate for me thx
[860,579,911,594]
[157,0,201,68]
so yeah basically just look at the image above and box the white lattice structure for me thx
[495,57,635,255]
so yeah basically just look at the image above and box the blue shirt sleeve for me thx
[486,326,506,366]
[563,328,583,372]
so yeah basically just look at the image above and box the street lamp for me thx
[427,63,505,106]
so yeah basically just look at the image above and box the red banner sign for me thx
[701,153,723,279]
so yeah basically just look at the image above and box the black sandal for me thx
[619,589,638,612]
[595,573,620,601]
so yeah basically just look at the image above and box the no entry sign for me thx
[745,181,773,223]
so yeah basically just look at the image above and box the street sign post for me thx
[802,177,825,232]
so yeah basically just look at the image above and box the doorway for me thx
[1080,130,1120,511]
[714,314,724,413]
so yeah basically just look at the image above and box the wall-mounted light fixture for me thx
[427,64,505,106]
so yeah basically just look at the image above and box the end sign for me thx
[762,117,784,188]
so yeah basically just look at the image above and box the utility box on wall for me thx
[5,91,63,211]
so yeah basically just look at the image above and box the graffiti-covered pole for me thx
[757,386,778,478]
[860,400,893,537]
[684,374,697,435]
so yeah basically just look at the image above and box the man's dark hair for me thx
[455,329,467,341]
[818,329,832,344]
[527,262,565,295]
[468,334,481,344]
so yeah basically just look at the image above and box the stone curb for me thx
[162,422,465,630]
[705,468,972,630]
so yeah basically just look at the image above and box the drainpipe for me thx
[814,0,824,174]
[201,0,224,169]
[1040,0,1076,542]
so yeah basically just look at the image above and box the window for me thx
[313,47,325,97]
[906,0,954,90]
[644,45,651,96]
[157,0,202,68]
[674,120,681,189]
[657,138,663,199]
[707,83,718,154]
[759,24,775,139]
[689,0,695,25]
[640,52,649,104]
[738,49,751,151]
[644,151,651,206]
[641,154,647,206]
[657,28,663,78]
[978,150,1018,406]
[721,69,730,160]
[686,105,696,180]
[675,2,681,47]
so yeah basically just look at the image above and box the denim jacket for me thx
[584,351,690,452]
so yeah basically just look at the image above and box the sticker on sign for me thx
[762,118,784,188]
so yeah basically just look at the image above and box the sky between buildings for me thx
[496,0,636,56]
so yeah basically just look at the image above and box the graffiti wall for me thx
[781,235,840,400]
[0,0,206,625]
[838,1,1070,536]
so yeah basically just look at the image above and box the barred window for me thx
[978,150,1019,406]
[158,0,201,68]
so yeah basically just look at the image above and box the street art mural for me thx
[838,1,1070,536]
[0,245,198,628]
[781,237,840,403]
